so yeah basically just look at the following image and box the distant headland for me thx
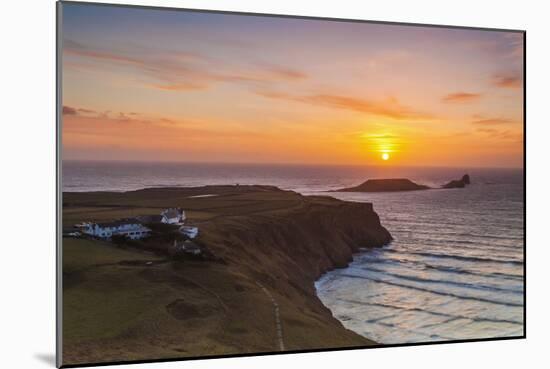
[334,174,471,193]
[334,178,430,192]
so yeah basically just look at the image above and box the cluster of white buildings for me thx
[78,208,198,241]
[80,220,152,240]
[180,225,199,239]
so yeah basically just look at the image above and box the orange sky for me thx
[62,4,524,168]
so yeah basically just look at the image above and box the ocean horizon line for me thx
[61,159,524,171]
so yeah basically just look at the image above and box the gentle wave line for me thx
[338,299,523,326]
[357,266,523,295]
[339,273,524,307]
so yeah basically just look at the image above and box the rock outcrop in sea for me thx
[334,175,472,192]
[442,174,471,189]
[334,178,430,192]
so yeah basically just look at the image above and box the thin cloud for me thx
[362,134,399,140]
[63,109,262,141]
[472,118,516,126]
[160,118,176,125]
[450,131,472,137]
[63,106,252,139]
[460,33,523,62]
[64,39,307,92]
[258,64,308,80]
[442,92,482,103]
[256,90,434,121]
[148,82,208,91]
[304,95,431,120]
[77,108,96,114]
[477,127,523,142]
[492,73,522,89]
[62,106,77,115]
[254,90,292,100]
[63,105,152,125]
[360,133,402,153]
[503,32,524,60]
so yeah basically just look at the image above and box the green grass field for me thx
[61,186,379,365]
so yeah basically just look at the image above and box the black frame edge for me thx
[56,1,64,367]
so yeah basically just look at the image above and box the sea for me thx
[63,161,525,344]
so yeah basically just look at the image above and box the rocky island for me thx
[442,174,471,188]
[62,185,391,365]
[334,178,431,192]
[333,174,472,193]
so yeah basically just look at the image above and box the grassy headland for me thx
[62,185,391,365]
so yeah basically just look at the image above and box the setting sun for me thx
[382,153,390,161]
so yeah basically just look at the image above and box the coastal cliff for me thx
[62,186,391,365]
[201,189,392,295]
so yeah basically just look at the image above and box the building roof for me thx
[162,208,182,219]
[95,218,142,228]
[180,225,197,230]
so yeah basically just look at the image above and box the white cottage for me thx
[80,219,151,240]
[180,225,199,239]
[161,208,186,224]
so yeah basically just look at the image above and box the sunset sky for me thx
[62,3,524,168]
